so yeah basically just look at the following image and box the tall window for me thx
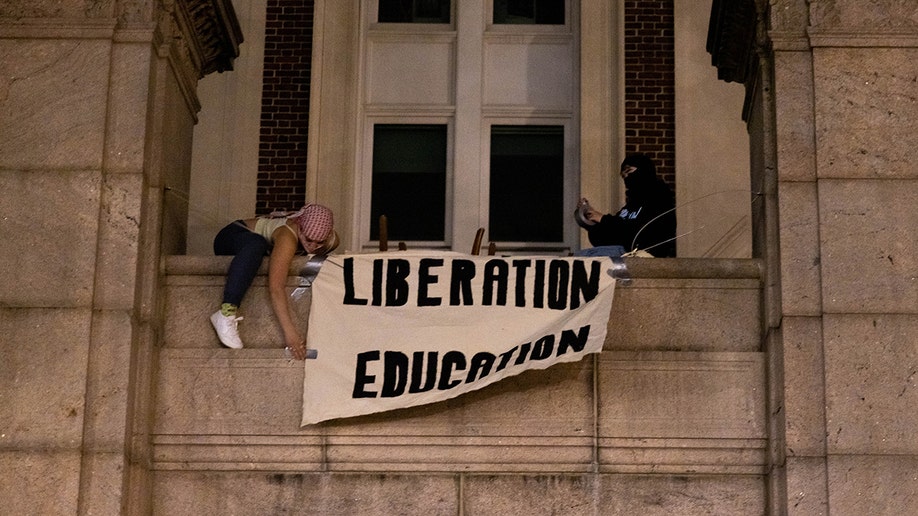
[378,0,451,23]
[489,126,564,242]
[361,1,577,252]
[493,0,565,24]
[370,124,448,242]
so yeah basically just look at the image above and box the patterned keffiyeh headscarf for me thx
[287,203,334,250]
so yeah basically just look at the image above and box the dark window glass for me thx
[378,0,451,23]
[371,124,448,241]
[493,0,564,25]
[489,126,564,242]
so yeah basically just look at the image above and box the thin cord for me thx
[628,189,764,254]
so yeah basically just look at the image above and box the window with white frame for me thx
[370,124,448,242]
[489,125,565,242]
[492,0,565,25]
[361,0,577,252]
[378,0,451,24]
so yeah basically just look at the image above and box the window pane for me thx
[489,126,564,242]
[371,124,447,241]
[493,0,565,25]
[378,0,451,23]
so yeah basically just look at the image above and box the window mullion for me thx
[451,0,487,252]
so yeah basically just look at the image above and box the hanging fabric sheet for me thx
[300,251,617,425]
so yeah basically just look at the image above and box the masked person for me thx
[210,203,337,359]
[576,153,676,257]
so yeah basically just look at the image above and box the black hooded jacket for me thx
[586,154,676,257]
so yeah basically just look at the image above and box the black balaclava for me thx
[621,153,658,198]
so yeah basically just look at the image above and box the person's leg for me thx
[211,222,268,349]
[214,221,269,307]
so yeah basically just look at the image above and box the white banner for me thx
[301,251,616,425]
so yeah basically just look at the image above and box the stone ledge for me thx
[153,350,765,474]
[0,18,117,38]
[164,255,763,281]
[150,433,766,474]
[808,29,918,48]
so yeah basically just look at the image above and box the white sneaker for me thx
[210,311,245,349]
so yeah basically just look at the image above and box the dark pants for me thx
[213,221,269,307]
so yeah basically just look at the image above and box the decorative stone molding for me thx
[172,0,243,77]
[808,0,918,47]
[810,0,918,32]
[117,0,150,23]
[707,0,764,121]
[707,0,758,85]
[768,0,810,35]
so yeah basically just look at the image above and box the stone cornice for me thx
[706,0,758,85]
[0,17,117,38]
[174,0,243,77]
[806,29,918,48]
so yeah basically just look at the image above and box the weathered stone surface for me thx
[0,308,91,448]
[778,182,822,316]
[105,42,153,173]
[154,353,595,471]
[154,349,307,436]
[607,279,761,352]
[595,474,766,515]
[0,1,90,18]
[786,456,829,516]
[0,170,101,307]
[770,0,811,35]
[774,51,817,182]
[597,351,766,440]
[827,455,918,516]
[819,179,918,313]
[152,472,459,515]
[465,474,600,515]
[83,310,133,450]
[782,316,827,456]
[810,0,918,31]
[813,48,918,179]
[0,39,110,170]
[824,314,918,454]
[0,451,82,516]
[93,173,142,310]
[78,452,127,516]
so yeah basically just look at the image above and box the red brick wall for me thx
[255,1,676,208]
[256,0,315,214]
[624,0,676,186]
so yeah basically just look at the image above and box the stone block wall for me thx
[0,15,150,516]
[0,1,241,514]
[768,0,918,514]
[153,256,768,513]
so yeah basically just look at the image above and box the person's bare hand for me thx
[286,338,308,361]
[577,198,600,222]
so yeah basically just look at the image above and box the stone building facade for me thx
[1,0,916,514]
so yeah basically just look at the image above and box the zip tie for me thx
[607,257,632,285]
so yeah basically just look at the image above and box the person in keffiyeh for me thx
[209,203,337,358]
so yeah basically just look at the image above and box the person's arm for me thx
[267,227,309,360]
[586,210,636,248]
